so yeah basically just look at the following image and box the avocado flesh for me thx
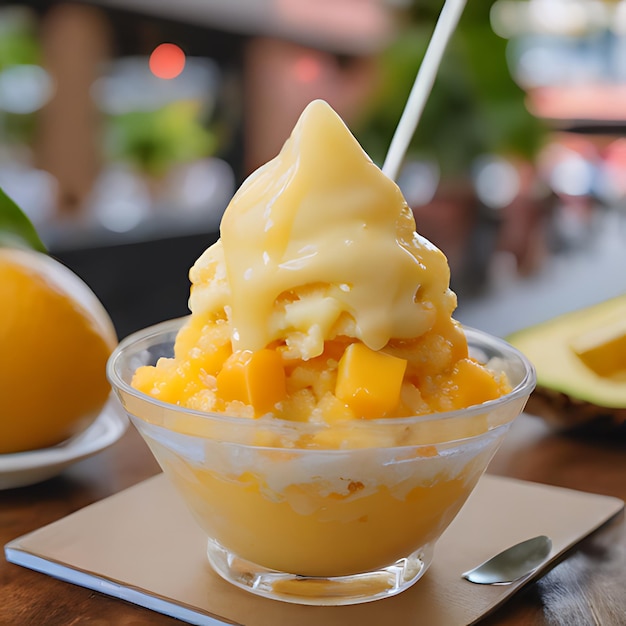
[508,295,626,409]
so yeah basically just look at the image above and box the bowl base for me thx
[206,537,434,606]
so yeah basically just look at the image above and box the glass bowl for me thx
[107,317,535,606]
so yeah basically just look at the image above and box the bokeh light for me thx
[149,43,186,80]
[293,54,323,84]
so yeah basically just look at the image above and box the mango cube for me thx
[446,358,504,409]
[335,343,407,418]
[216,349,286,416]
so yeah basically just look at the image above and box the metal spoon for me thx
[462,535,552,585]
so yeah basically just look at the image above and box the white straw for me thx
[382,0,467,181]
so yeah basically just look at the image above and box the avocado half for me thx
[507,295,626,428]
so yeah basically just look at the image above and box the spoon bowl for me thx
[463,535,552,585]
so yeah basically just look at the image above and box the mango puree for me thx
[146,438,495,577]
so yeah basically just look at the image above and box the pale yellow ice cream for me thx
[192,98,455,358]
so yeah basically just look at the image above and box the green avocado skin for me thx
[507,295,626,410]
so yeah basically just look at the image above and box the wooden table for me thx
[1,412,625,626]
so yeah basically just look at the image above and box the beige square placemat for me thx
[5,473,623,626]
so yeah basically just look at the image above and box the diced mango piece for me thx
[195,342,232,378]
[216,349,286,416]
[335,343,407,419]
[445,358,505,410]
[570,319,626,378]
[133,358,190,404]
[176,319,232,375]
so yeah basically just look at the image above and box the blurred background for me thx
[1,0,625,338]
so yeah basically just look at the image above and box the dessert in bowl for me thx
[108,320,534,605]
[107,101,535,604]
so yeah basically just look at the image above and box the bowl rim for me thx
[107,316,536,428]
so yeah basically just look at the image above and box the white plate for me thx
[0,397,128,490]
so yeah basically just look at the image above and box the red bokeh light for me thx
[293,55,322,84]
[149,43,186,80]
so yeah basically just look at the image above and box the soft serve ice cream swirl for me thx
[191,99,456,360]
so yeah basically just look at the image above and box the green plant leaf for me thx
[0,187,47,252]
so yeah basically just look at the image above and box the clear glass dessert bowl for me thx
[107,317,535,606]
